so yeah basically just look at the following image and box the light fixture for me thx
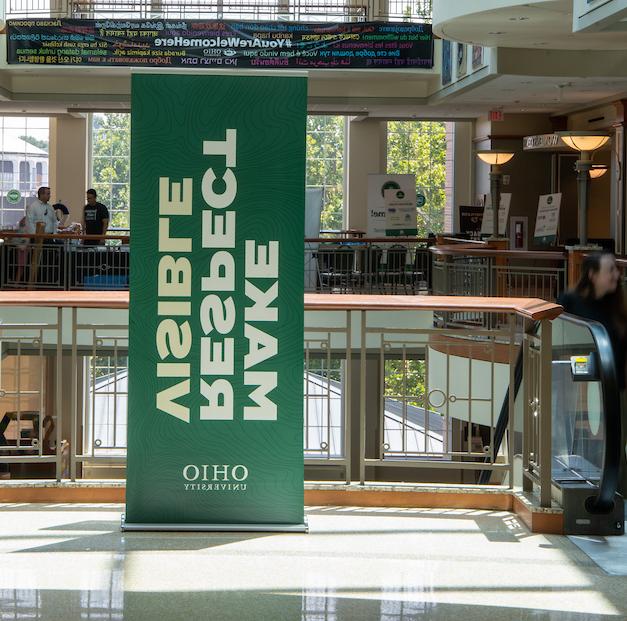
[557,131,609,153]
[589,165,608,179]
[475,149,516,239]
[476,150,515,166]
[555,131,611,246]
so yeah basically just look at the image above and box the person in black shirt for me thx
[558,251,627,493]
[83,189,110,246]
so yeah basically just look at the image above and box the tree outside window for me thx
[387,121,454,236]
[91,113,130,229]
[306,116,345,231]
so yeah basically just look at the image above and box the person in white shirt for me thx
[25,187,57,236]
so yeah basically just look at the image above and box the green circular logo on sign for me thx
[396,190,405,199]
[6,190,21,205]
[381,180,401,197]
[417,193,426,208]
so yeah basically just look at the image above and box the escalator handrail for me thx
[556,313,622,513]
[480,315,622,512]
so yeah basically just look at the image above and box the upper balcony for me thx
[1,231,619,307]
[432,0,626,50]
[4,0,433,22]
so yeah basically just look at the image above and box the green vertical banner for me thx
[125,73,307,530]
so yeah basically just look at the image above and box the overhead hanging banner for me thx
[534,193,562,245]
[125,73,306,530]
[6,18,433,69]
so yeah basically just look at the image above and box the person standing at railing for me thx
[558,252,627,494]
[25,186,57,236]
[83,188,110,245]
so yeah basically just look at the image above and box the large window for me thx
[0,116,49,228]
[306,115,345,231]
[89,113,345,234]
[387,121,454,236]
[91,113,130,229]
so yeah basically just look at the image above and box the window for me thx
[0,161,13,183]
[91,113,130,229]
[306,116,345,231]
[0,116,49,228]
[387,121,454,236]
[19,161,30,191]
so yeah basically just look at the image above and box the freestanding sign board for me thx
[534,193,562,246]
[384,188,418,236]
[125,73,307,530]
[367,174,416,237]
[480,193,511,236]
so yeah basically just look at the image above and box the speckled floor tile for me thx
[0,503,625,620]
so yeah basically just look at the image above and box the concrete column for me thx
[452,121,473,231]
[346,118,387,232]
[49,115,88,224]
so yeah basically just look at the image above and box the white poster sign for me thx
[367,174,416,237]
[534,193,562,244]
[384,188,417,236]
[480,193,512,236]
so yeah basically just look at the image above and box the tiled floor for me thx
[0,504,625,620]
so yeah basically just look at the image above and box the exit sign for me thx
[489,109,504,122]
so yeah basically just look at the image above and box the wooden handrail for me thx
[440,236,487,245]
[0,291,563,321]
[305,237,431,244]
[0,232,130,242]
[430,246,567,261]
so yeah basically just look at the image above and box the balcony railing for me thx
[1,233,621,302]
[5,0,432,21]
[305,237,432,295]
[0,291,559,508]
[0,232,129,291]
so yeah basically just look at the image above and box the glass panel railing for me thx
[551,318,604,484]
[551,314,622,514]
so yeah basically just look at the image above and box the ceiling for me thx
[434,0,627,50]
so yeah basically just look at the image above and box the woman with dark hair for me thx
[558,251,627,493]
[558,252,627,385]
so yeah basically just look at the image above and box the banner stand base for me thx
[121,515,309,533]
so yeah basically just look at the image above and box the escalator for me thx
[480,313,624,535]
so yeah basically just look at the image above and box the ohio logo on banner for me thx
[125,73,306,530]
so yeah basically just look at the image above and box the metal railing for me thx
[5,0,432,21]
[69,307,128,480]
[0,293,559,507]
[305,237,431,295]
[0,310,63,479]
[0,233,130,291]
[431,246,568,328]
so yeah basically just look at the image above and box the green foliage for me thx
[387,121,449,236]
[91,113,130,228]
[384,359,426,400]
[306,116,344,231]
[19,135,48,152]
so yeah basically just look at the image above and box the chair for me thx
[316,245,356,293]
[378,245,410,293]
